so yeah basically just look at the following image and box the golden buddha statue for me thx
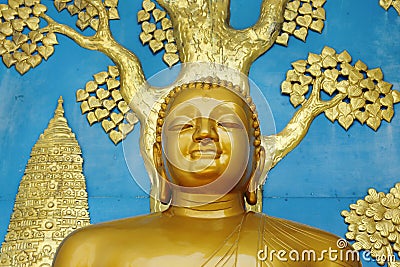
[52,79,361,267]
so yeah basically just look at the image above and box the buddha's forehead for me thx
[168,86,249,115]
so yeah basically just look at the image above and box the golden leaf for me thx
[312,7,326,20]
[28,30,43,43]
[337,50,352,63]
[382,108,394,122]
[366,115,381,131]
[85,80,98,93]
[324,106,339,122]
[289,93,305,107]
[161,18,172,30]
[80,101,90,114]
[26,54,41,68]
[275,33,289,46]
[87,96,102,109]
[142,0,155,12]
[139,32,153,44]
[163,52,179,67]
[149,39,164,53]
[137,10,150,22]
[293,27,308,41]
[152,8,166,22]
[25,16,40,31]
[21,42,36,54]
[103,99,116,111]
[378,81,393,94]
[15,60,30,74]
[11,18,25,32]
[282,21,296,34]
[380,94,394,107]
[2,53,17,67]
[37,45,54,60]
[307,53,322,65]
[126,112,139,125]
[32,3,47,16]
[94,108,109,121]
[286,0,300,12]
[367,68,384,80]
[93,71,109,85]
[338,114,353,130]
[321,55,337,68]
[350,97,365,111]
[17,6,31,20]
[108,7,119,20]
[153,29,166,42]
[281,80,292,94]
[309,19,324,33]
[354,110,369,124]
[312,0,326,8]
[322,80,337,95]
[111,90,122,102]
[108,65,119,77]
[0,21,13,36]
[298,2,312,15]
[109,130,123,144]
[380,0,393,10]
[360,78,375,90]
[101,119,116,133]
[119,123,134,136]
[12,32,28,45]
[355,60,368,71]
[117,101,130,114]
[42,32,58,46]
[284,9,297,21]
[86,111,97,125]
[296,15,312,28]
[110,113,124,124]
[76,89,89,102]
[164,43,177,53]
[106,78,120,90]
[142,21,156,34]
[291,59,307,73]
[96,88,110,100]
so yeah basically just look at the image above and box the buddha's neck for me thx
[167,191,246,218]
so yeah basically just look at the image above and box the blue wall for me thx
[0,1,399,266]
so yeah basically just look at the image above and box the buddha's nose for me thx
[193,118,219,142]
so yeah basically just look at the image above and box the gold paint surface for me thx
[342,184,400,266]
[379,0,400,15]
[282,46,400,131]
[0,97,90,266]
[54,86,361,267]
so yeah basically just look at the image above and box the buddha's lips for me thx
[190,149,221,159]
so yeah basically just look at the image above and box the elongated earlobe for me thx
[153,143,171,204]
[245,146,266,205]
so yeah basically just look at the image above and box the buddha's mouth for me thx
[190,149,221,159]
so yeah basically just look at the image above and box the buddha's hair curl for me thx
[155,77,262,160]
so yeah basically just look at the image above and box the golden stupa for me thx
[0,97,90,267]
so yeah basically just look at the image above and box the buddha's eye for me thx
[217,121,243,129]
[168,123,193,131]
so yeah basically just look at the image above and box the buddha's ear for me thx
[245,146,265,205]
[153,143,171,205]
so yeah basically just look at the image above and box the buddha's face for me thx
[160,85,256,192]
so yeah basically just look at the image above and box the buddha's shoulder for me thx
[56,213,161,250]
[248,213,343,247]
[247,213,361,267]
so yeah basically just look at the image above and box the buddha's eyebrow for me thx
[171,103,200,117]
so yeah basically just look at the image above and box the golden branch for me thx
[155,0,287,74]
[266,78,345,169]
[239,0,288,62]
